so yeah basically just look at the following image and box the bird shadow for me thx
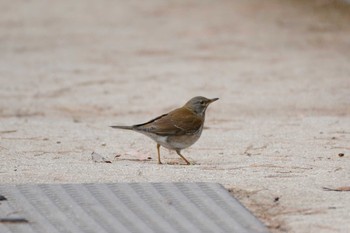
[114,157,199,165]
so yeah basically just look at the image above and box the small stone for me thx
[91,152,111,163]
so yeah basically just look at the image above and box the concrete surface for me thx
[0,0,349,232]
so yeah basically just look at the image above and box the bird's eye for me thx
[200,100,205,105]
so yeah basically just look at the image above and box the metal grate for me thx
[0,183,269,233]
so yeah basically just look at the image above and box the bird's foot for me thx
[188,161,197,165]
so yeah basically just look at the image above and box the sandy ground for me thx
[1,0,350,232]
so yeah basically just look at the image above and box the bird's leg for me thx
[157,144,162,164]
[176,150,190,165]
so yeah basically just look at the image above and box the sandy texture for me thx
[1,0,350,232]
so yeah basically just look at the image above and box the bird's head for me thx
[184,96,219,115]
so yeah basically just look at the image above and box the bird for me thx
[110,96,219,165]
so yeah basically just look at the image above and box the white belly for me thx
[140,126,203,150]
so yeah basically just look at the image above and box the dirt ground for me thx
[1,0,350,232]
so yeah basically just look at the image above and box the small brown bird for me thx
[110,96,219,165]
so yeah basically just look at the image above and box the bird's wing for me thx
[133,113,168,128]
[134,108,203,136]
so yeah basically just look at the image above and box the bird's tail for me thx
[110,125,134,130]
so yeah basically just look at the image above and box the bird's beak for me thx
[209,98,219,104]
